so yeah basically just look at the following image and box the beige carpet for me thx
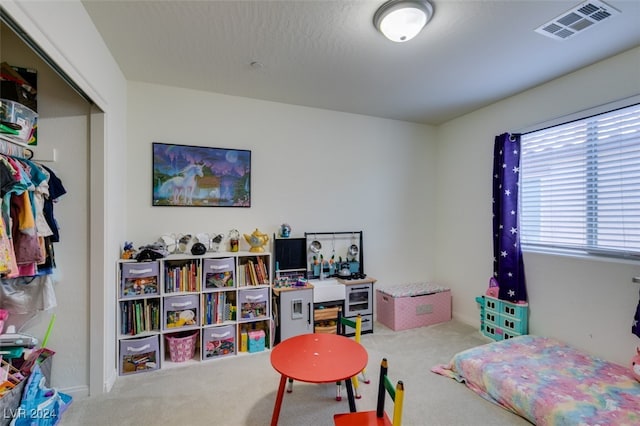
[60,320,531,425]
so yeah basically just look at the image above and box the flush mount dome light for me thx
[373,0,434,42]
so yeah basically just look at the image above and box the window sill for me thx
[522,245,640,266]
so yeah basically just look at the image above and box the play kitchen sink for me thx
[311,278,345,304]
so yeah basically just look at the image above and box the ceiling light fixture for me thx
[373,0,434,43]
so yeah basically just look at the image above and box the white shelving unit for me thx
[116,251,272,375]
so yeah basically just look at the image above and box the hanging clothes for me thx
[10,180,44,271]
[0,154,65,279]
[0,149,66,319]
[40,165,66,243]
[0,213,13,274]
[31,164,54,238]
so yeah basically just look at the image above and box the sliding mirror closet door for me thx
[1,18,97,394]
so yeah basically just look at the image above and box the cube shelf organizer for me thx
[117,251,272,376]
[476,295,528,341]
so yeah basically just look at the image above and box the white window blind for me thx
[520,103,640,260]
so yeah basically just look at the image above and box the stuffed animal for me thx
[631,347,640,382]
[121,241,136,259]
[486,277,500,298]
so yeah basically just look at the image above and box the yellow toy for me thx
[243,228,269,252]
[168,310,196,328]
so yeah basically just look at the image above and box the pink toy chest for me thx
[376,283,451,331]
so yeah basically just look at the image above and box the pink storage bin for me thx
[165,330,199,362]
[376,283,451,331]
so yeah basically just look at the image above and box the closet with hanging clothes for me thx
[0,137,66,323]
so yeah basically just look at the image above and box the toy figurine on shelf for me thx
[244,228,269,253]
[121,241,136,259]
[210,233,224,252]
[229,229,240,252]
[280,223,291,238]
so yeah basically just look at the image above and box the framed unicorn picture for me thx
[152,142,251,207]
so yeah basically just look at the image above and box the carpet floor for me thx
[60,320,531,425]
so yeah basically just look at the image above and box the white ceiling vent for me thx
[535,0,621,40]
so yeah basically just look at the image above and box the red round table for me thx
[270,333,368,426]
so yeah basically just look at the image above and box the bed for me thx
[431,335,640,425]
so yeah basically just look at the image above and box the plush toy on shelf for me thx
[486,276,499,298]
[121,241,136,259]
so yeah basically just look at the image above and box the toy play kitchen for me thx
[305,231,364,281]
[272,230,374,340]
[305,231,374,335]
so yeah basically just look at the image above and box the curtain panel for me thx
[492,133,527,302]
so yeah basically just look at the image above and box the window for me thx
[520,103,640,260]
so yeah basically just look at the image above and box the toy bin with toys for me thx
[238,288,269,320]
[120,261,160,298]
[202,325,235,359]
[0,98,37,143]
[163,294,200,330]
[203,257,235,289]
[119,335,160,375]
[376,282,451,331]
[0,358,27,419]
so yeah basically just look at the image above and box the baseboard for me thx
[104,367,117,393]
[58,367,117,400]
[58,384,89,400]
[452,311,479,329]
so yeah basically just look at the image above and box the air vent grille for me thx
[535,0,620,40]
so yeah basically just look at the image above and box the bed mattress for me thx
[432,335,640,425]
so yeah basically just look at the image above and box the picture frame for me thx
[152,142,251,207]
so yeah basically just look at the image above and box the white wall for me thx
[126,82,437,291]
[435,46,640,366]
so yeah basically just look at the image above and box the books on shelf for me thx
[203,292,234,325]
[165,260,200,292]
[238,257,269,286]
[121,299,160,335]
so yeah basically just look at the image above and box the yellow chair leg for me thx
[351,376,361,399]
[392,381,404,426]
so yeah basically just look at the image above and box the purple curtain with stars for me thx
[492,133,527,303]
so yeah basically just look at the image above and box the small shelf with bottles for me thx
[116,250,273,375]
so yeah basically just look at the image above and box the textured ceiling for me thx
[82,0,640,125]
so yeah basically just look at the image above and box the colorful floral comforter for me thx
[431,335,640,425]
